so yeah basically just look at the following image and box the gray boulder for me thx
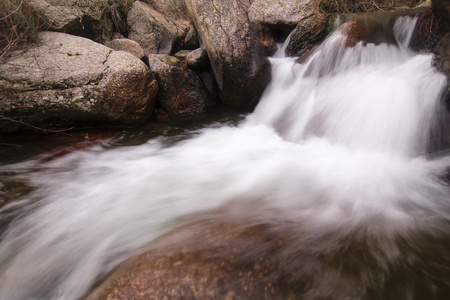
[28,0,114,42]
[144,0,190,21]
[148,54,212,119]
[104,39,146,60]
[185,0,271,110]
[0,32,158,132]
[186,48,208,70]
[127,1,184,54]
[248,0,315,28]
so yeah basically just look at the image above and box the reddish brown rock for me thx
[339,19,366,47]
[85,219,298,300]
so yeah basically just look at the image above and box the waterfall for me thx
[251,16,446,157]
[0,16,449,300]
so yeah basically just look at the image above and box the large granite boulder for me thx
[185,0,271,110]
[247,1,334,58]
[28,0,114,42]
[148,54,212,119]
[248,0,315,29]
[127,1,184,54]
[0,32,158,132]
[144,0,189,21]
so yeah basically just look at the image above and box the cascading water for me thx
[252,16,444,156]
[0,16,449,300]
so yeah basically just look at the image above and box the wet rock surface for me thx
[433,0,450,22]
[339,19,366,47]
[148,54,212,119]
[85,219,299,300]
[285,13,331,57]
[434,32,450,106]
[185,0,271,110]
[435,33,450,77]
[85,214,450,300]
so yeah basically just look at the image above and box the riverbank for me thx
[1,0,448,133]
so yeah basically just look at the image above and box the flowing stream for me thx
[0,16,449,300]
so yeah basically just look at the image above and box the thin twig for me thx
[0,33,21,60]
[0,0,23,21]
[169,0,189,20]
[0,114,74,133]
[371,0,386,12]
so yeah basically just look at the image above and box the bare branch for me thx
[0,0,23,21]
[0,114,74,133]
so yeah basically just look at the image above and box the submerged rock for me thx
[84,213,450,300]
[185,0,271,110]
[148,54,212,119]
[0,32,158,132]
[85,219,298,300]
